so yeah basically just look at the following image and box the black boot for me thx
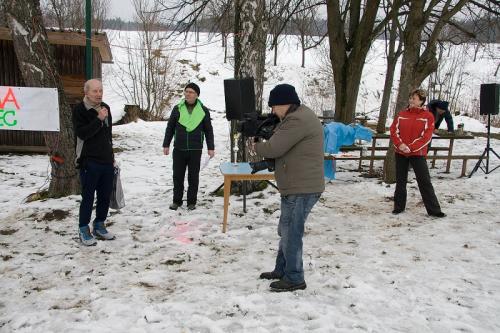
[429,212,446,218]
[259,271,283,280]
[270,279,307,292]
[169,203,180,210]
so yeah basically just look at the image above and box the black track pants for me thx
[172,149,202,205]
[394,153,442,215]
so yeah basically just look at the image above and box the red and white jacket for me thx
[390,107,435,157]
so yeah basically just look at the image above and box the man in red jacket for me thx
[390,89,446,218]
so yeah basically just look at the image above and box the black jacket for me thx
[428,100,454,132]
[162,101,215,151]
[72,101,114,167]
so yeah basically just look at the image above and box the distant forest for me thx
[103,16,500,43]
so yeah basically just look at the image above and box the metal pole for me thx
[85,0,92,80]
[486,113,491,172]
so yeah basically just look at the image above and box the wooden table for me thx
[219,162,275,233]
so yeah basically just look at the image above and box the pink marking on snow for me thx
[172,220,199,244]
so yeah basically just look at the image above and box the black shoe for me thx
[169,203,180,210]
[392,209,404,215]
[187,204,196,210]
[429,212,446,218]
[270,279,307,292]
[259,271,283,280]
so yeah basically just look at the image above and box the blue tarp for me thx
[323,122,373,180]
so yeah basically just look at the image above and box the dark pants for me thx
[79,160,114,227]
[172,149,202,206]
[394,153,442,214]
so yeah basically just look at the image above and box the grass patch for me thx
[43,209,70,221]
[25,190,50,203]
[0,229,18,235]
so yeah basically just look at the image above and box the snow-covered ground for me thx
[1,32,499,332]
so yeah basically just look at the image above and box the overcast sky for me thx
[107,0,327,22]
[108,0,135,21]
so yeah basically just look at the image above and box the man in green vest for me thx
[162,83,215,210]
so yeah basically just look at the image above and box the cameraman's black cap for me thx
[268,84,301,107]
[185,82,200,96]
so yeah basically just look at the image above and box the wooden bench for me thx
[325,133,479,177]
[339,145,365,170]
[325,154,482,177]
[425,155,482,177]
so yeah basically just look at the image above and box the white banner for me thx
[0,86,60,131]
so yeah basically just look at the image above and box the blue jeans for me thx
[274,193,321,284]
[79,160,114,227]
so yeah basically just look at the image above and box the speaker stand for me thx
[469,113,500,177]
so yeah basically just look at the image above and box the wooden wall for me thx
[0,40,24,87]
[0,40,103,152]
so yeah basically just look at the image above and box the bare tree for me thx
[233,0,267,109]
[157,0,317,172]
[268,0,314,66]
[292,0,327,68]
[92,0,110,32]
[326,0,392,124]
[158,0,311,110]
[427,44,473,112]
[4,0,79,197]
[376,0,404,134]
[205,0,234,63]
[114,0,178,120]
[269,15,285,66]
[41,0,109,32]
[383,0,470,183]
[42,0,73,30]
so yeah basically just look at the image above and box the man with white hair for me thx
[72,79,115,246]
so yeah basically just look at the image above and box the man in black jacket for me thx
[163,83,215,211]
[72,79,115,246]
[428,100,454,133]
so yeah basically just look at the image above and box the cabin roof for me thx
[0,27,113,63]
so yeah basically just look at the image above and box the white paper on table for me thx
[201,155,212,170]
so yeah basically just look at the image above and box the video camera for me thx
[236,112,280,141]
[236,113,280,174]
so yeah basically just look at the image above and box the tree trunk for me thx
[326,0,383,124]
[301,47,305,68]
[384,0,427,184]
[383,0,469,183]
[224,36,228,63]
[233,0,267,192]
[301,34,306,68]
[332,62,365,124]
[377,57,397,134]
[377,1,403,134]
[234,0,266,114]
[4,0,79,197]
[273,38,278,66]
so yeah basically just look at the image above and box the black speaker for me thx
[224,78,256,120]
[480,83,500,115]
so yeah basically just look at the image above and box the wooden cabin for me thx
[0,27,113,153]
